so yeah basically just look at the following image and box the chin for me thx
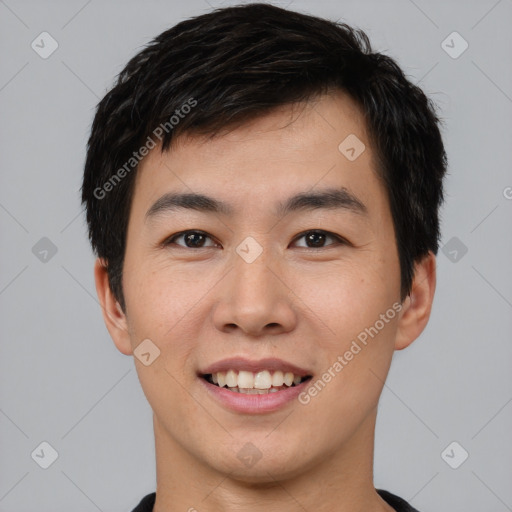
[218,463,304,485]
[207,446,312,484]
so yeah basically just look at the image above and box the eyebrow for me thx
[145,186,368,222]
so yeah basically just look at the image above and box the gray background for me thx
[1,0,511,511]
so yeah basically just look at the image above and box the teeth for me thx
[272,370,284,387]
[254,370,272,389]
[238,370,254,388]
[208,369,307,390]
[231,387,285,394]
[225,369,237,388]
[240,388,270,394]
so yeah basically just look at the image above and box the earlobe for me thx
[93,258,133,356]
[394,251,437,351]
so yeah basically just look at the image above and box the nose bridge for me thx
[213,237,295,335]
[231,239,276,306]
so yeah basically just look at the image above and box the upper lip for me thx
[199,357,311,377]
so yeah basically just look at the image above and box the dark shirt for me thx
[131,489,420,511]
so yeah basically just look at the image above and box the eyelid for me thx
[291,229,348,248]
[163,230,219,248]
[163,229,348,249]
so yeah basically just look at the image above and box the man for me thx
[82,3,447,511]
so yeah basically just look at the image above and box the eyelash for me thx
[162,229,348,250]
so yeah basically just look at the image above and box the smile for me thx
[199,372,313,414]
[203,369,311,394]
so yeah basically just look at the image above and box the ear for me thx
[394,251,437,351]
[94,258,133,356]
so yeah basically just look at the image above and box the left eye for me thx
[292,230,345,249]
[163,229,345,249]
[164,230,218,249]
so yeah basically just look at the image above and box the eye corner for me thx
[292,229,349,249]
[161,229,221,250]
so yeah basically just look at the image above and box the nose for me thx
[213,244,297,337]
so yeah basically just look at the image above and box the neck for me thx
[152,407,394,512]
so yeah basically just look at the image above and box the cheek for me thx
[294,258,397,347]
[297,268,399,423]
[123,260,211,364]
[123,255,190,327]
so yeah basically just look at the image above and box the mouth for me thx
[201,370,313,394]
[197,357,314,413]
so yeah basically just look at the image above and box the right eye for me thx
[163,230,219,249]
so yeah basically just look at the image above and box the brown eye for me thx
[163,229,346,250]
[293,230,345,249]
[165,230,217,248]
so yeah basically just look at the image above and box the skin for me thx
[94,90,436,512]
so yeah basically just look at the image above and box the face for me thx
[98,91,427,483]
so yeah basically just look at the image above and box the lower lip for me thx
[199,376,312,414]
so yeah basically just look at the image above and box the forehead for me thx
[131,91,387,223]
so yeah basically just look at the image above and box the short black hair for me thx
[81,2,447,313]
